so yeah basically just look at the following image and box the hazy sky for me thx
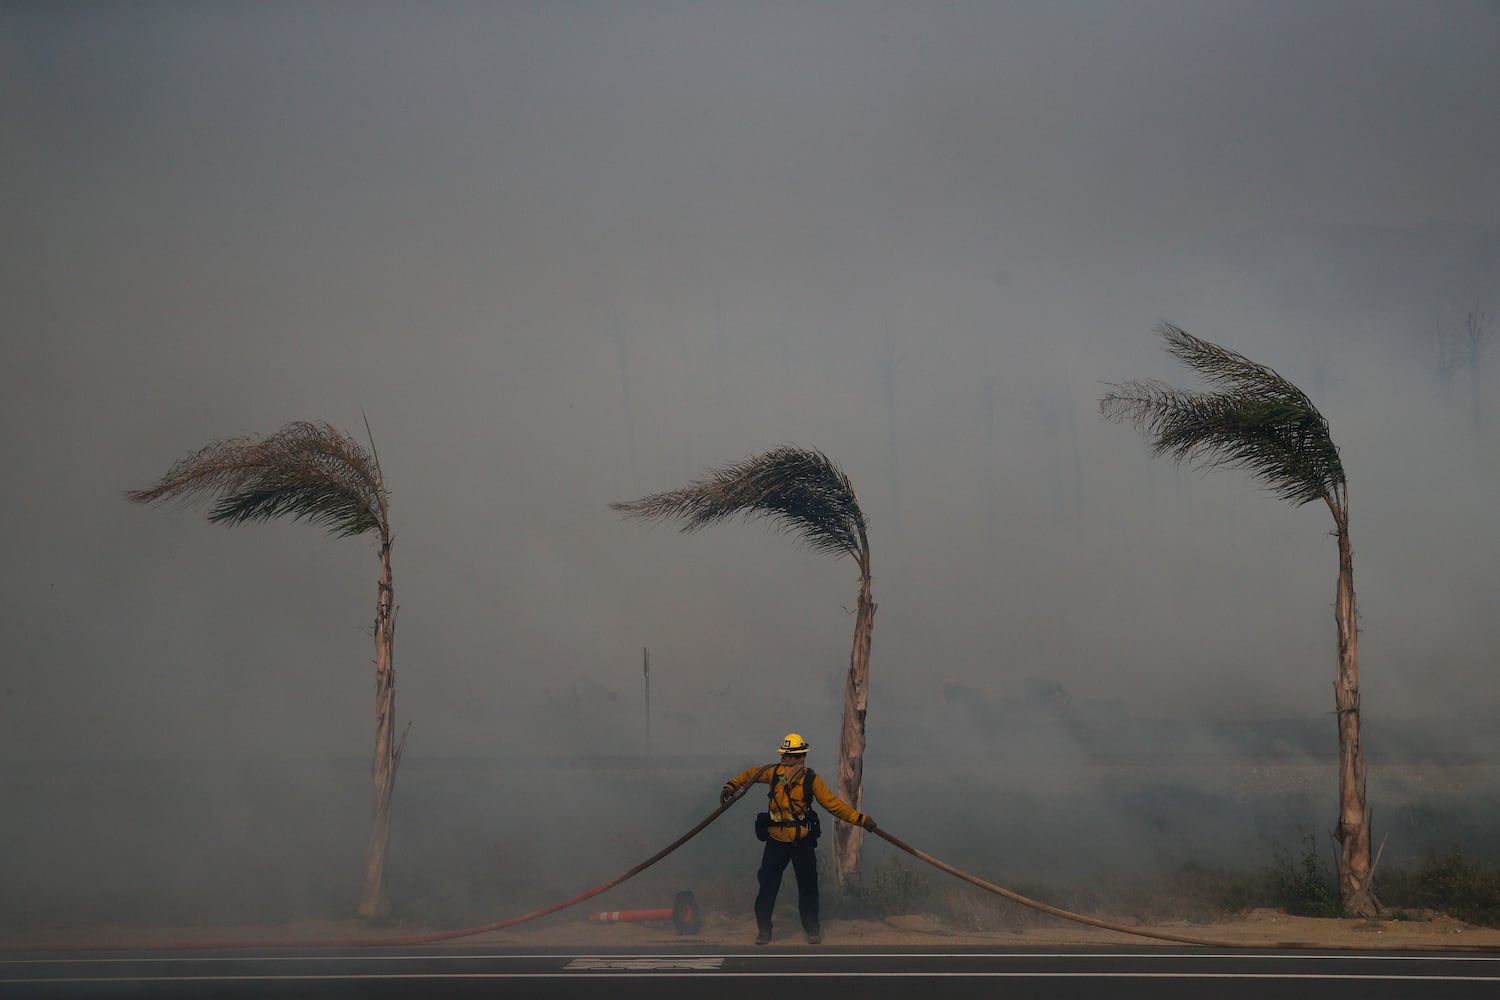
[4,0,1499,767]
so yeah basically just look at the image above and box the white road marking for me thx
[11,953,1500,965]
[565,957,725,970]
[9,948,1500,987]
[6,950,1500,965]
[8,971,1500,985]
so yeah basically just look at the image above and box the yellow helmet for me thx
[778,733,810,755]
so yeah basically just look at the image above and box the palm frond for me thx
[125,421,389,538]
[1100,326,1345,507]
[1156,323,1311,402]
[610,445,868,559]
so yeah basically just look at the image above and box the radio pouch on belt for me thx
[804,774,822,844]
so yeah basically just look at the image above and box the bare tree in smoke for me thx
[1421,303,1491,428]
[125,420,407,919]
[611,446,876,886]
[1100,324,1378,916]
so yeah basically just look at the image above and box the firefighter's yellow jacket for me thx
[722,763,870,844]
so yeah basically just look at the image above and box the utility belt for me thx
[754,811,821,843]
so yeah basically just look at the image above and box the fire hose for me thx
[16,772,1500,953]
[870,825,1500,952]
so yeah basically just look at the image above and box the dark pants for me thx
[754,837,819,934]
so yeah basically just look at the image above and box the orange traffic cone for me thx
[588,891,701,934]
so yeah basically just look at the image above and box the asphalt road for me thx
[5,945,1500,998]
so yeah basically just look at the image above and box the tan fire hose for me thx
[870,825,1500,953]
[12,773,1498,953]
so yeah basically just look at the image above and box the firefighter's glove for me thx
[719,785,736,805]
[861,815,877,831]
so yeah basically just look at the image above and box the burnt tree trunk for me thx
[1331,504,1378,917]
[833,545,875,888]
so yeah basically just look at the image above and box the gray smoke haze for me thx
[3,1,1499,924]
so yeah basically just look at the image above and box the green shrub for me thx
[1384,849,1500,928]
[1265,834,1343,918]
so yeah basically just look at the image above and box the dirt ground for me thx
[7,908,1500,952]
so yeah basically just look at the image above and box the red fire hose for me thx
[14,765,1500,954]
[17,767,769,952]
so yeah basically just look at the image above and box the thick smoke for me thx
[3,1,1497,928]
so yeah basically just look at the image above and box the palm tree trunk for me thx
[358,539,400,918]
[833,552,875,888]
[1331,509,1378,916]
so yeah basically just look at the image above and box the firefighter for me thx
[720,733,877,945]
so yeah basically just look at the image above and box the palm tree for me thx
[1100,323,1377,916]
[611,445,876,885]
[125,419,408,918]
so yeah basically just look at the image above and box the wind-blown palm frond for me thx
[610,445,868,559]
[616,443,877,880]
[125,421,389,538]
[1099,322,1377,914]
[1100,324,1345,507]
